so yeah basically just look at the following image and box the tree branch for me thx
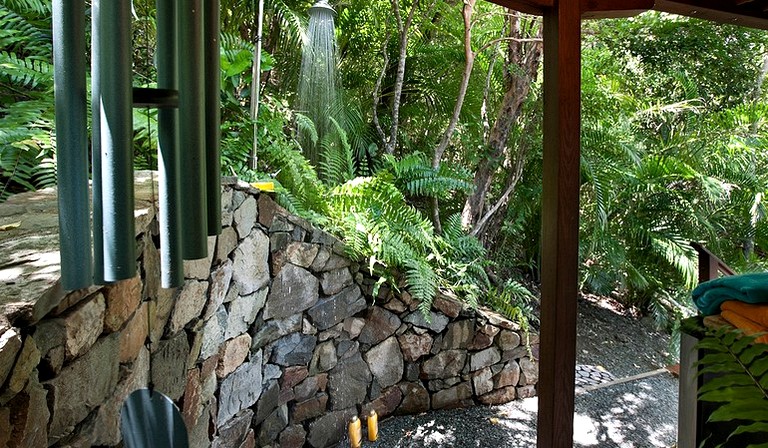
[372,30,391,147]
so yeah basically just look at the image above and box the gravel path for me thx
[344,297,679,448]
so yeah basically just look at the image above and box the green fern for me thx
[696,327,768,447]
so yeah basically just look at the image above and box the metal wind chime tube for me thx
[91,0,104,285]
[157,0,184,288]
[204,0,222,236]
[52,0,92,291]
[178,0,209,259]
[97,0,136,281]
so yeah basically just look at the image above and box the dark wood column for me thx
[537,0,581,446]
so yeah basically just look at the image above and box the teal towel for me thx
[692,272,768,315]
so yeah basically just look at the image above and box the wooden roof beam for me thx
[487,0,653,17]
[655,0,768,29]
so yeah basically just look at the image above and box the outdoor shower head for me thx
[309,0,335,16]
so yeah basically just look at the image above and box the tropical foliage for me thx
[696,327,768,447]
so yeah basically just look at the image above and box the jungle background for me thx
[4,0,768,335]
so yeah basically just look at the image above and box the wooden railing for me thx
[691,242,735,282]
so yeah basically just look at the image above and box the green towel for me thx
[692,272,768,315]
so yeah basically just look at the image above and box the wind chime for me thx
[52,0,222,291]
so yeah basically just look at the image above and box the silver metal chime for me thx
[52,0,222,291]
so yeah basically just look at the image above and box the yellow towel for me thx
[720,309,768,345]
[721,300,768,328]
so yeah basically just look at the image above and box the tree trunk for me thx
[461,12,542,230]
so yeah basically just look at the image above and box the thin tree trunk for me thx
[385,0,420,155]
[372,31,391,146]
[461,12,542,230]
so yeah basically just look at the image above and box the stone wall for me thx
[0,178,539,448]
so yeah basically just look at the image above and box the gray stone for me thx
[342,317,365,339]
[318,323,343,342]
[46,334,119,439]
[309,341,337,374]
[471,347,501,372]
[320,268,353,295]
[213,409,253,448]
[31,320,65,375]
[433,294,462,318]
[364,336,403,388]
[151,331,190,401]
[442,320,475,350]
[519,357,538,385]
[398,382,430,414]
[494,361,521,388]
[263,363,282,382]
[309,247,331,272]
[150,288,177,344]
[398,333,432,362]
[358,307,401,345]
[220,187,234,227]
[497,330,522,351]
[205,261,233,320]
[1,335,39,400]
[517,385,536,399]
[328,352,371,410]
[232,231,270,296]
[322,253,351,271]
[472,367,494,396]
[225,288,267,339]
[258,405,288,446]
[283,242,320,269]
[0,328,22,388]
[303,317,317,335]
[215,227,238,265]
[251,314,302,351]
[169,280,209,334]
[234,196,257,239]
[307,408,356,448]
[404,311,449,333]
[294,375,323,402]
[420,350,466,379]
[279,425,307,448]
[405,362,420,382]
[200,306,227,360]
[271,333,317,366]
[218,353,263,425]
[264,264,319,320]
[183,236,217,280]
[92,347,150,445]
[307,285,366,331]
[432,382,472,410]
[336,340,358,359]
[255,380,279,426]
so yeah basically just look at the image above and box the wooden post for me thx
[537,0,581,447]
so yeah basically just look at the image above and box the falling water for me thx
[297,0,338,167]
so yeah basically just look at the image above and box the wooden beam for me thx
[485,0,551,15]
[655,0,768,30]
[536,0,581,447]
[581,0,654,18]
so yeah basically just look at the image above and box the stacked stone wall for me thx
[0,179,539,447]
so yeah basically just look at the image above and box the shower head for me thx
[309,0,335,16]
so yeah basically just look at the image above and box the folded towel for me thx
[692,273,768,315]
[721,301,768,328]
[720,309,768,344]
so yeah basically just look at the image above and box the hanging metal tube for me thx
[204,0,221,236]
[98,0,135,281]
[53,0,92,290]
[91,0,104,285]
[157,0,184,288]
[178,0,208,259]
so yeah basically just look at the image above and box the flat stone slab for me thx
[0,172,160,325]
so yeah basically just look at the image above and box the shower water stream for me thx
[297,0,339,167]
